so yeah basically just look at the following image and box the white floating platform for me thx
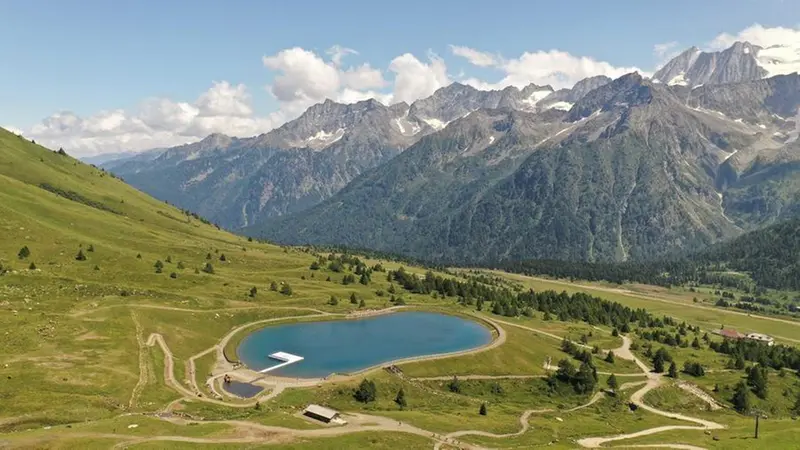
[258,351,304,374]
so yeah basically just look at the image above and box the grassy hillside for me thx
[3,128,800,449]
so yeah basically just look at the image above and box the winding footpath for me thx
[118,308,729,450]
[576,336,725,449]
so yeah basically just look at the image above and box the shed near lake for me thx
[303,404,341,423]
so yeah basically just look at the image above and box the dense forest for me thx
[495,219,800,292]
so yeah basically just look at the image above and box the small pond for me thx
[237,311,492,378]
[223,380,263,398]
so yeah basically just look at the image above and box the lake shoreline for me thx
[232,308,504,382]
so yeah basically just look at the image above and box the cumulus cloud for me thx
[388,51,449,104]
[18,48,447,157]
[21,82,285,157]
[708,23,800,50]
[451,46,646,90]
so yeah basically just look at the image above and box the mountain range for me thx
[102,41,800,263]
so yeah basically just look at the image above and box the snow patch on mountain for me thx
[420,117,450,130]
[756,44,800,77]
[522,89,553,109]
[547,101,574,111]
[668,72,688,86]
[305,128,345,148]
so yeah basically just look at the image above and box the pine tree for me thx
[87,245,95,252]
[732,381,751,413]
[270,281,278,291]
[668,362,678,378]
[136,253,142,259]
[280,284,293,296]
[747,366,768,399]
[605,351,615,364]
[350,293,358,304]
[75,249,87,261]
[154,260,164,270]
[328,295,339,306]
[18,246,31,259]
[395,388,407,409]
[202,263,214,274]
[792,392,800,416]
[249,287,258,297]
[170,272,177,279]
[607,373,619,391]
[219,253,227,262]
[447,376,461,393]
[359,298,366,308]
[28,262,37,270]
[479,403,487,416]
[354,379,377,403]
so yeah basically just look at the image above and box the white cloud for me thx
[449,45,499,67]
[18,46,448,157]
[20,83,286,157]
[708,23,800,50]
[708,24,800,77]
[388,51,450,104]
[653,41,682,67]
[450,46,646,90]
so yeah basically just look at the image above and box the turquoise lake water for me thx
[237,311,492,378]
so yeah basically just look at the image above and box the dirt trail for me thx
[433,391,607,450]
[128,311,147,409]
[576,337,725,448]
[110,413,486,450]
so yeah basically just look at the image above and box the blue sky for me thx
[1,0,797,155]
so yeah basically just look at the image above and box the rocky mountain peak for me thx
[653,41,767,88]
[566,72,655,121]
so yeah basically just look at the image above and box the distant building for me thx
[745,333,775,346]
[718,328,744,339]
[302,404,341,423]
[716,329,775,346]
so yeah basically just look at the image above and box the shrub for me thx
[280,284,293,296]
[170,272,178,279]
[87,245,95,252]
[202,263,214,274]
[28,262,37,270]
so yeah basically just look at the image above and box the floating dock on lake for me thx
[258,351,304,374]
